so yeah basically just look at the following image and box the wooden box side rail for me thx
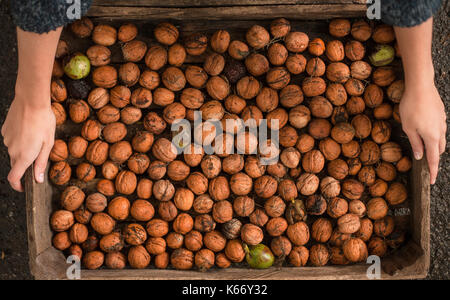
[25,159,430,280]
[91,0,368,6]
[87,4,367,20]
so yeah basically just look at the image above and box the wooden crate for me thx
[25,0,431,280]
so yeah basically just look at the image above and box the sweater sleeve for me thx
[379,0,442,28]
[10,0,92,34]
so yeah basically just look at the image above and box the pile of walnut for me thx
[49,17,412,270]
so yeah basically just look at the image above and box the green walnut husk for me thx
[64,53,91,79]
[369,45,395,67]
[245,244,275,269]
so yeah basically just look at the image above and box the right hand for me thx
[1,87,56,192]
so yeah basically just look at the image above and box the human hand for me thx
[1,86,56,192]
[399,80,447,184]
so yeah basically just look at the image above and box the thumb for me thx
[34,142,53,183]
[404,129,424,160]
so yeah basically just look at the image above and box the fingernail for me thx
[414,152,423,160]
[431,178,436,185]
[38,173,44,183]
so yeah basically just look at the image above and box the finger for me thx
[34,142,53,183]
[423,137,440,185]
[404,129,424,160]
[439,134,446,155]
[7,159,30,192]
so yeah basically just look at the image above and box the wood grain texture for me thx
[92,0,367,6]
[25,165,56,277]
[87,5,367,20]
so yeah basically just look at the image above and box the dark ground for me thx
[0,1,448,280]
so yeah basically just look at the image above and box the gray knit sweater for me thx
[10,0,92,34]
[10,0,442,33]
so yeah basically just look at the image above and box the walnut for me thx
[222,218,243,240]
[374,216,395,237]
[380,142,403,163]
[368,237,388,257]
[311,218,333,243]
[337,213,361,234]
[308,118,332,140]
[245,53,269,77]
[212,200,233,224]
[385,182,408,205]
[302,77,326,97]
[348,200,366,218]
[249,208,269,227]
[146,219,169,237]
[327,159,349,180]
[90,212,115,235]
[225,239,245,263]
[287,222,309,246]
[277,179,298,202]
[241,223,264,245]
[285,54,307,75]
[174,188,194,211]
[302,150,325,174]
[50,210,74,232]
[210,29,230,53]
[327,197,348,219]
[254,175,278,198]
[360,141,381,165]
[268,43,288,66]
[209,176,231,201]
[289,246,309,267]
[355,218,374,242]
[342,238,368,262]
[330,246,349,265]
[153,179,175,202]
[203,230,227,252]
[271,236,292,257]
[270,18,291,38]
[305,194,326,216]
[230,173,253,197]
[154,22,179,45]
[83,251,104,270]
[296,173,320,196]
[285,31,309,53]
[320,176,341,199]
[351,20,372,42]
[309,244,330,267]
[358,165,376,186]
[308,38,325,56]
[329,19,351,37]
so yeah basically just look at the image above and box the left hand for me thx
[399,80,447,184]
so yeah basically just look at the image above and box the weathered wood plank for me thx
[25,165,58,279]
[78,262,424,280]
[87,4,367,20]
[92,0,367,6]
[410,158,430,274]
